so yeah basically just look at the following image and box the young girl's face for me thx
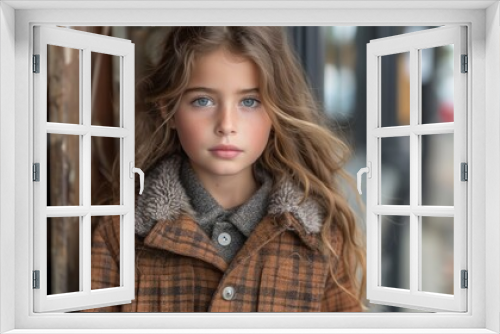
[172,48,272,181]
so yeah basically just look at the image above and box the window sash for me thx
[366,25,467,312]
[32,25,136,313]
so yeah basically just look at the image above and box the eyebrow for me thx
[183,87,259,95]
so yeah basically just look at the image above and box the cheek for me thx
[174,113,206,150]
[246,114,272,148]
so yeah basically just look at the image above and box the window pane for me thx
[381,52,410,127]
[421,45,454,124]
[91,136,121,205]
[47,217,81,295]
[421,134,454,206]
[381,215,410,290]
[47,45,80,124]
[421,216,454,294]
[91,215,121,290]
[91,52,121,127]
[47,133,80,206]
[381,136,410,205]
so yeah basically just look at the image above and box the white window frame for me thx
[0,1,498,333]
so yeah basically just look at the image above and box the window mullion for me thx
[82,47,91,295]
[409,47,419,295]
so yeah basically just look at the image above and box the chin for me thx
[206,160,251,173]
[207,165,245,176]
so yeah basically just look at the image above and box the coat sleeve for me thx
[80,216,123,312]
[320,228,363,312]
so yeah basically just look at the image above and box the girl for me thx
[88,26,366,312]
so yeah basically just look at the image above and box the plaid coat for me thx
[86,155,361,312]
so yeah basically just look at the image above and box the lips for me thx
[209,144,243,152]
[208,145,243,159]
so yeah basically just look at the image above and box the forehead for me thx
[188,48,260,89]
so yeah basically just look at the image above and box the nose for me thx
[215,103,237,136]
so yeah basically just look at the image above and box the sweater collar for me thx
[178,157,273,238]
[135,154,326,249]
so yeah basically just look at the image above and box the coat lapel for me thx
[143,215,230,272]
[226,216,288,267]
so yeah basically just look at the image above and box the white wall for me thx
[485,1,500,333]
[0,2,16,333]
[2,3,495,332]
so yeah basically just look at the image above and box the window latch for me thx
[129,162,144,195]
[357,161,372,195]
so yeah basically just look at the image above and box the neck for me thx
[190,164,259,210]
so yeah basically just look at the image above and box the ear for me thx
[168,112,177,130]
[157,99,177,129]
[158,100,172,123]
[169,118,176,130]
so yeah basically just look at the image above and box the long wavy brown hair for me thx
[107,26,366,310]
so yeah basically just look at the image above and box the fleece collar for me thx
[135,154,325,248]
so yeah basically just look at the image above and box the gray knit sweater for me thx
[178,157,273,264]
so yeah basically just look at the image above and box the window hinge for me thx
[461,54,468,73]
[33,54,40,73]
[33,163,40,182]
[33,270,40,289]
[461,270,468,289]
[461,162,468,181]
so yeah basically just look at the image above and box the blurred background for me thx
[46,26,454,312]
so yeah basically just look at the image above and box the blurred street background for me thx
[46,26,454,312]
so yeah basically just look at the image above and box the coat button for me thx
[217,232,232,246]
[222,286,235,300]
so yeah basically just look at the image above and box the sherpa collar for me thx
[135,154,326,248]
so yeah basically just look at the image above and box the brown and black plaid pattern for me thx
[84,212,361,313]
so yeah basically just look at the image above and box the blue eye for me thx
[192,97,213,107]
[191,97,260,108]
[242,98,260,108]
